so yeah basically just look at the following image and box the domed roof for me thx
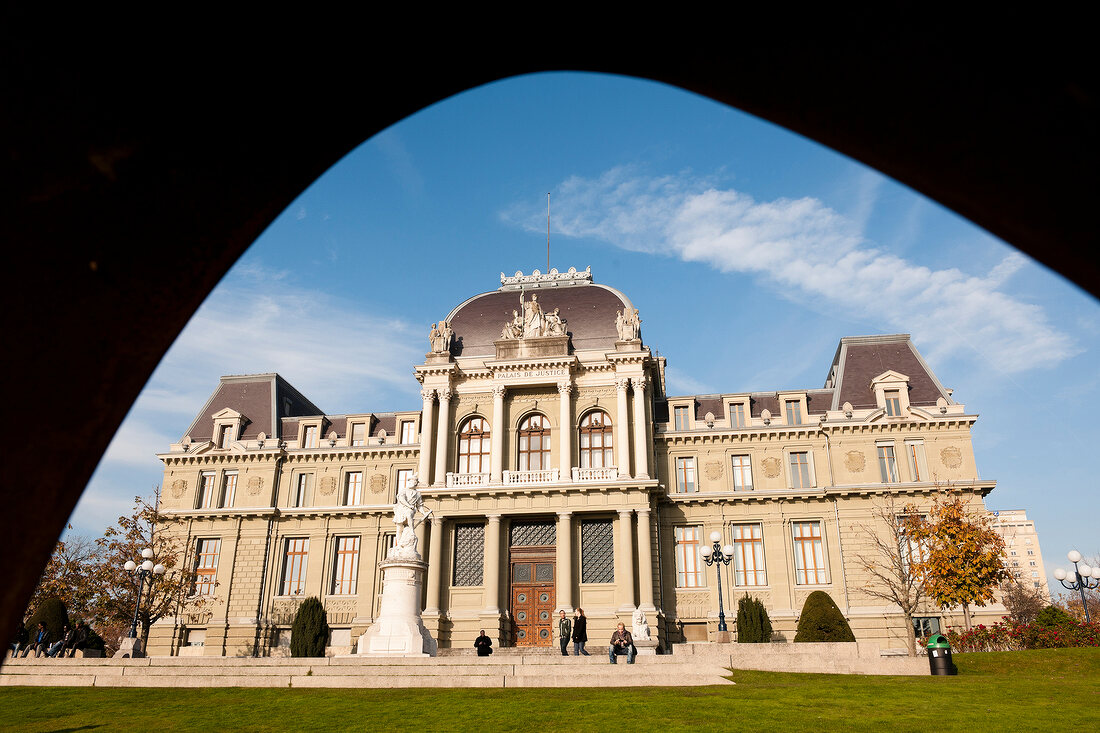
[445,276,635,357]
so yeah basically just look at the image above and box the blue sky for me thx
[75,72,1099,591]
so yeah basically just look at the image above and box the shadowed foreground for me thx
[0,648,1095,732]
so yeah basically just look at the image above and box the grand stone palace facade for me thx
[149,268,1002,656]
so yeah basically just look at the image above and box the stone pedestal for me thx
[714,631,732,644]
[634,639,658,656]
[356,558,437,657]
[114,637,145,658]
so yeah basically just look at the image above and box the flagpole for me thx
[546,192,550,273]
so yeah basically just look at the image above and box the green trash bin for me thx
[926,634,957,676]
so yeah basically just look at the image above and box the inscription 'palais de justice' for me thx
[493,368,568,380]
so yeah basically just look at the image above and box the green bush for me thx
[25,597,70,643]
[1034,605,1074,628]
[290,597,330,657]
[794,591,855,642]
[736,595,773,643]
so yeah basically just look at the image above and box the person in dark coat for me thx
[571,608,589,656]
[557,610,572,657]
[609,622,636,664]
[474,629,493,656]
[9,623,28,658]
[65,621,88,658]
[22,622,49,657]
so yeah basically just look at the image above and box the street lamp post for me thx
[123,547,166,640]
[1054,550,1100,623]
[699,530,736,638]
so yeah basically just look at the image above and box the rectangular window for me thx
[729,403,746,428]
[331,536,360,595]
[792,521,826,585]
[878,444,900,483]
[674,526,705,588]
[905,440,926,481]
[733,524,766,586]
[281,538,309,595]
[788,452,812,489]
[396,469,413,495]
[785,400,802,425]
[674,406,689,431]
[345,472,363,506]
[400,421,416,444]
[1027,550,1034,555]
[293,474,309,507]
[193,538,220,595]
[675,457,696,493]
[885,390,902,417]
[198,472,216,509]
[731,455,753,491]
[1029,561,1036,566]
[221,472,237,508]
[912,617,941,639]
[302,425,318,449]
[452,523,485,586]
[217,424,232,449]
[580,519,614,583]
[350,423,366,446]
[185,629,206,647]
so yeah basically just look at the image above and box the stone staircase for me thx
[0,654,734,689]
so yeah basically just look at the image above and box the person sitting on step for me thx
[608,622,635,664]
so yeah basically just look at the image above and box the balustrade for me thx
[502,469,560,485]
[445,472,491,488]
[570,466,619,482]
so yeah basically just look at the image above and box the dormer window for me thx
[785,400,802,426]
[400,420,416,444]
[885,390,902,417]
[302,425,318,449]
[674,405,690,431]
[350,423,366,447]
[210,408,246,450]
[729,402,746,428]
[217,424,232,449]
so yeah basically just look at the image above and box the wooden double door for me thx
[510,550,555,647]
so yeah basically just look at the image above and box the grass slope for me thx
[1,648,1095,732]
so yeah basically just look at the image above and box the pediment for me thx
[870,370,910,386]
[212,407,246,420]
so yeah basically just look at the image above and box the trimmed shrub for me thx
[736,595,773,643]
[794,591,855,642]
[290,597,330,658]
[25,597,70,643]
[1034,605,1074,629]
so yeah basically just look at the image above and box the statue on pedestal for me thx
[615,308,642,341]
[545,307,567,336]
[632,608,651,641]
[522,292,544,338]
[429,321,453,354]
[390,473,432,559]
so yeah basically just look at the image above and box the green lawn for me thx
[2,648,1096,732]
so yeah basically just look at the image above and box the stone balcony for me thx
[571,466,619,482]
[445,472,491,488]
[502,469,560,485]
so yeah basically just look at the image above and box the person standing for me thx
[474,629,493,657]
[609,622,635,664]
[557,610,572,657]
[571,608,589,656]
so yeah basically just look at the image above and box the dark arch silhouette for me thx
[2,18,1094,635]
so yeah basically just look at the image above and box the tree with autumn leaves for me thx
[907,492,1011,631]
[24,489,212,652]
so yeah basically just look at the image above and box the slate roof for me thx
[182,374,324,441]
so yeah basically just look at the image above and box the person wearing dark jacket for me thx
[9,623,28,658]
[557,610,572,657]
[571,608,589,656]
[65,621,88,658]
[47,625,72,658]
[609,622,635,664]
[474,629,493,656]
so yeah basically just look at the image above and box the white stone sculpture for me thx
[522,292,544,338]
[428,320,453,353]
[390,473,432,559]
[632,608,651,641]
[545,307,566,336]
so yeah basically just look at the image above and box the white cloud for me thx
[664,368,716,396]
[505,166,1076,373]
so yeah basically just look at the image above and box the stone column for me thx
[418,388,435,484]
[424,516,444,614]
[483,514,502,613]
[617,508,636,610]
[631,377,649,479]
[615,378,631,477]
[433,388,453,486]
[491,385,506,484]
[636,508,656,611]
[557,381,572,478]
[556,511,573,613]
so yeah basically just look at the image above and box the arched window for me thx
[579,410,614,468]
[457,417,490,473]
[518,414,551,471]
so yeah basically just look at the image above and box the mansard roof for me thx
[445,278,635,357]
[182,373,324,442]
[828,334,952,410]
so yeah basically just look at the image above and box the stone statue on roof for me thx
[429,320,454,353]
